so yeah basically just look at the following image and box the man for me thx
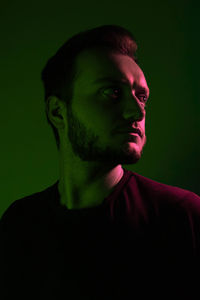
[1,25,200,299]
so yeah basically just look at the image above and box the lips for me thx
[115,127,142,137]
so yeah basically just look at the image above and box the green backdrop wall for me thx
[1,0,199,217]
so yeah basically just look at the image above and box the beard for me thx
[66,104,146,165]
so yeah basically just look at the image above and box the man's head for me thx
[41,25,150,165]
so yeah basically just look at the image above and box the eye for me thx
[137,95,148,103]
[102,87,122,99]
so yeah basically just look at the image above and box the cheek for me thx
[71,106,105,138]
[75,96,116,128]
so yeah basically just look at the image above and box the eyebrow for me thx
[93,77,150,97]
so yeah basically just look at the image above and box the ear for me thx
[46,96,66,129]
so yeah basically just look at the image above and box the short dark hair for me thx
[41,25,139,149]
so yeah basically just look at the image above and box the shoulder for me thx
[125,169,200,214]
[0,181,58,226]
[124,170,200,255]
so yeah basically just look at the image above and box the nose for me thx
[122,95,146,122]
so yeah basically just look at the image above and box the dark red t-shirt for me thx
[1,169,200,299]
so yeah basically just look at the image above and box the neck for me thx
[58,151,124,209]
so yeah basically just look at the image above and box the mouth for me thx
[117,132,140,141]
[115,130,142,138]
[128,132,140,136]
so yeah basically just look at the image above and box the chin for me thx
[119,143,143,164]
[121,153,141,165]
[122,142,141,154]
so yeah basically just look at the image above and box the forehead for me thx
[74,48,149,93]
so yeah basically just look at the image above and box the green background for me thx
[1,0,199,217]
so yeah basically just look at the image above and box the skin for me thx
[47,47,150,209]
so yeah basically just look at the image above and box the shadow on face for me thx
[62,47,150,165]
